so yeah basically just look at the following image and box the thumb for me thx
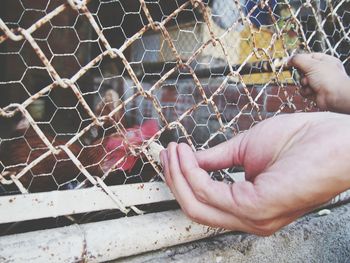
[195,132,246,171]
[178,142,260,216]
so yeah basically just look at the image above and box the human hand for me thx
[160,112,350,236]
[289,53,350,113]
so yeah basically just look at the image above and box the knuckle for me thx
[193,179,212,204]
[290,55,298,65]
[194,188,208,204]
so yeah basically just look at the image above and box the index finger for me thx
[179,143,258,216]
[164,142,253,231]
[288,54,316,73]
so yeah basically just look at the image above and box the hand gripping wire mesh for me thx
[0,0,349,228]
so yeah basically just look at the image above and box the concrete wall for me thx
[116,203,350,263]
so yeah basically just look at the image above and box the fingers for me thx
[299,77,315,97]
[160,149,172,187]
[311,53,342,64]
[299,85,315,98]
[161,142,312,236]
[300,77,308,87]
[289,53,341,71]
[177,143,243,213]
[195,132,246,171]
[288,53,316,73]
[162,142,253,231]
[310,53,329,61]
[288,53,336,72]
[169,143,271,220]
[310,53,347,73]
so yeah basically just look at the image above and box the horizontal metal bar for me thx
[0,209,228,262]
[1,172,349,225]
[0,182,174,224]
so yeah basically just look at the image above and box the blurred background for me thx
[0,0,349,193]
[0,0,349,237]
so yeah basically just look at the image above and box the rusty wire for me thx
[0,0,349,214]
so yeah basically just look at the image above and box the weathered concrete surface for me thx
[115,203,350,263]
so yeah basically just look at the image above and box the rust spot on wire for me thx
[0,0,332,216]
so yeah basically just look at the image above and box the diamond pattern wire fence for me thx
[0,0,349,234]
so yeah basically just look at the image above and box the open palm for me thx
[161,112,350,235]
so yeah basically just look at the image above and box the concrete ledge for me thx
[116,203,350,262]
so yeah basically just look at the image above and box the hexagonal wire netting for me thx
[0,0,349,234]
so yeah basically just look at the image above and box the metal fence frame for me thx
[0,0,350,261]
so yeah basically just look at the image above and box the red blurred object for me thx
[0,120,159,192]
[82,120,159,176]
[0,88,159,192]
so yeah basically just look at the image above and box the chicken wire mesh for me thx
[0,0,349,234]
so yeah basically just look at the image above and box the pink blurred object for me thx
[102,120,159,172]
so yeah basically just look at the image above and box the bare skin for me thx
[289,53,350,113]
[160,113,350,235]
[160,53,350,236]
